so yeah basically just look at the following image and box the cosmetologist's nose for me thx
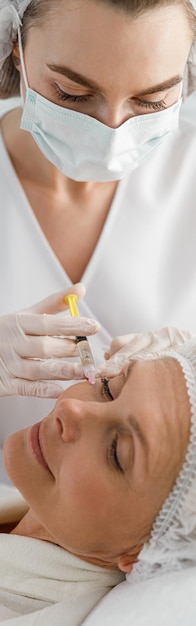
[97,102,132,128]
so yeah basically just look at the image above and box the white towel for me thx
[0,484,124,623]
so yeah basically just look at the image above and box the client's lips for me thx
[29,422,53,475]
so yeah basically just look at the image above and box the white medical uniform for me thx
[1,98,196,481]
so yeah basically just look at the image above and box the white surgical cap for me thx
[0,0,31,70]
[128,337,196,582]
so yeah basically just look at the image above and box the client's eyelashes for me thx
[101,378,114,401]
[110,436,123,472]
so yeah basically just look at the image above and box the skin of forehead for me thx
[37,0,194,36]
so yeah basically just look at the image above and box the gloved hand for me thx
[0,283,99,398]
[97,327,194,378]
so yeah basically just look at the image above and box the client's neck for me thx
[11,509,120,571]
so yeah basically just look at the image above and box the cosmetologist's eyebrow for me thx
[47,65,182,98]
[47,64,102,92]
[136,75,182,97]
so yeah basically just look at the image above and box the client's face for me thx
[3,357,190,571]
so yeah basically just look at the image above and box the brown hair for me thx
[0,0,195,98]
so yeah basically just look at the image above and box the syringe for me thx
[64,293,96,385]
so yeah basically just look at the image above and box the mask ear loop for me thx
[178,81,183,102]
[17,26,29,94]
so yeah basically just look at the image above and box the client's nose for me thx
[55,398,88,443]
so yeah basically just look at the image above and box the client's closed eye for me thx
[109,435,123,472]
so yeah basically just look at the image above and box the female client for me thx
[1,336,196,623]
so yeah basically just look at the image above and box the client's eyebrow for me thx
[125,360,137,382]
[47,64,182,97]
[128,415,148,451]
[125,361,148,451]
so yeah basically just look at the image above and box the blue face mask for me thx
[18,29,182,183]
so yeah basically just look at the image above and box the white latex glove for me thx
[97,327,194,378]
[0,283,99,398]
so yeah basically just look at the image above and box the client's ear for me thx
[117,553,138,573]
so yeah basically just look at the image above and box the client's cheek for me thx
[3,430,26,482]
